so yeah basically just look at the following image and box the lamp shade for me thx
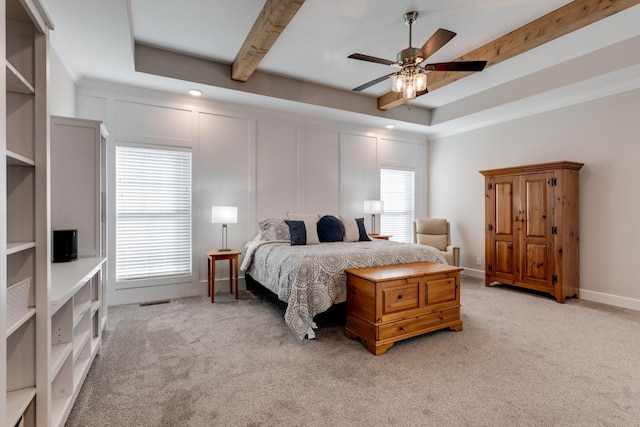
[211,206,238,224]
[363,200,384,214]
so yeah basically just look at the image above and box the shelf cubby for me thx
[91,309,101,353]
[6,275,35,338]
[6,316,36,391]
[6,60,34,94]
[5,387,35,427]
[6,307,36,337]
[6,165,35,244]
[5,18,35,86]
[50,356,73,427]
[50,299,73,382]
[6,91,35,160]
[6,149,35,166]
[72,301,91,363]
[72,326,91,366]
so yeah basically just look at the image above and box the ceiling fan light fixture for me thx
[403,79,416,99]
[392,73,404,92]
[415,70,427,92]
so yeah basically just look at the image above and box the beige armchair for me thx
[413,218,460,266]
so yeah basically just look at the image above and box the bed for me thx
[241,217,446,339]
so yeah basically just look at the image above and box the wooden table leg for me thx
[207,256,211,297]
[234,255,239,299]
[210,256,216,303]
[228,259,233,293]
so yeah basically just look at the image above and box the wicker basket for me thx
[7,276,34,326]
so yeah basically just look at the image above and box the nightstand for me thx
[369,234,392,240]
[206,249,240,303]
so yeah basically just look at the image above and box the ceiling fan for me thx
[348,11,487,99]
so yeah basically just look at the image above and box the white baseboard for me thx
[108,277,248,306]
[461,267,484,279]
[580,289,640,312]
[107,272,640,313]
[460,267,640,312]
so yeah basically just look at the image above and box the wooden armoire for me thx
[480,161,583,303]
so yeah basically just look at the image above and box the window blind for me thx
[380,168,415,243]
[115,145,192,281]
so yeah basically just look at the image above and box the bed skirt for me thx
[245,273,346,330]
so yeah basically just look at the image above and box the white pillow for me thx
[302,219,320,244]
[340,215,360,242]
[286,212,320,221]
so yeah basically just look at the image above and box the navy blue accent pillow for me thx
[317,215,345,242]
[355,218,371,241]
[285,220,307,245]
[285,220,320,245]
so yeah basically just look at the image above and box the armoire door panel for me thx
[518,172,553,285]
[523,243,549,282]
[524,177,549,238]
[495,182,513,235]
[494,240,514,277]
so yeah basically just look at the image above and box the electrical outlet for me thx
[476,257,482,266]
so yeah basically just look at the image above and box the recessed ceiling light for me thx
[385,124,395,129]
[188,89,203,96]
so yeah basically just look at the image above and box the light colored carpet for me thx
[66,277,640,426]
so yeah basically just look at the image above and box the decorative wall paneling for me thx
[76,83,427,305]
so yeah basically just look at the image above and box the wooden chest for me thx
[345,262,463,355]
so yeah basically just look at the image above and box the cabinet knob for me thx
[397,294,403,299]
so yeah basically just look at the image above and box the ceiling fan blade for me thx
[418,28,456,61]
[424,61,488,72]
[352,73,396,92]
[348,53,397,67]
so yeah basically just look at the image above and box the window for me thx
[115,145,192,281]
[380,168,415,243]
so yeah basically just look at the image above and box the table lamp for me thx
[363,200,384,235]
[211,206,237,251]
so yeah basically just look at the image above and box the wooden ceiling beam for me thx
[378,0,640,111]
[231,0,305,82]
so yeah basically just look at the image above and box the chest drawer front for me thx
[378,307,461,341]
[426,276,457,305]
[380,281,419,318]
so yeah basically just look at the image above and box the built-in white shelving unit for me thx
[50,116,108,427]
[2,0,53,426]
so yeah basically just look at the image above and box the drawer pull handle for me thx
[397,295,403,299]
[440,317,445,321]
[399,327,405,331]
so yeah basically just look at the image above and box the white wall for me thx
[76,81,428,305]
[428,88,640,310]
[49,48,77,116]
